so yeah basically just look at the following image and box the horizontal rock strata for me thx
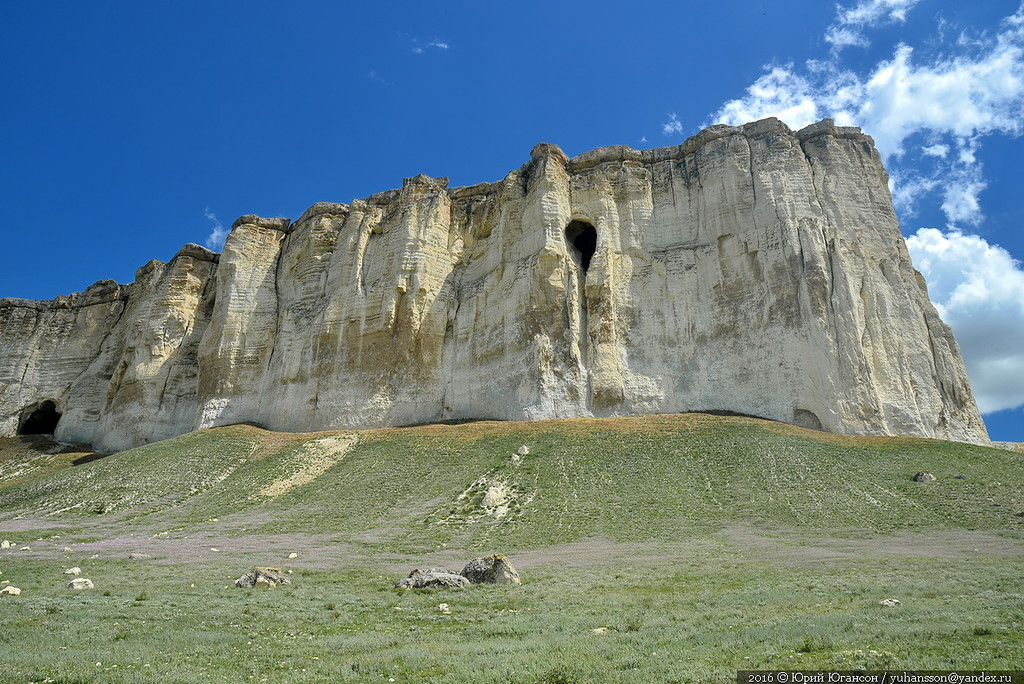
[0,118,989,451]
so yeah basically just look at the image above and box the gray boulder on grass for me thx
[234,567,291,589]
[67,578,94,590]
[912,472,936,482]
[395,569,469,590]
[461,554,521,585]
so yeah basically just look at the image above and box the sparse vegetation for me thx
[0,413,1020,682]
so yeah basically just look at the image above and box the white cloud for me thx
[712,66,821,130]
[921,143,949,157]
[825,0,924,50]
[410,38,450,54]
[907,228,1024,414]
[204,208,228,252]
[940,174,986,226]
[662,113,683,136]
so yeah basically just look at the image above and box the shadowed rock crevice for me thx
[565,220,597,273]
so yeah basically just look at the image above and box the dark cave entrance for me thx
[565,220,597,273]
[19,400,62,435]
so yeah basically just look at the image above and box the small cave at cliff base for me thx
[18,400,62,435]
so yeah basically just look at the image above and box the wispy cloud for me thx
[661,113,683,136]
[825,0,924,50]
[709,4,1024,415]
[410,37,451,54]
[204,208,228,251]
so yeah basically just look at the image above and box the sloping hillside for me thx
[1,413,1019,551]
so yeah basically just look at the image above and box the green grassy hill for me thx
[0,414,1021,683]
[1,414,1020,548]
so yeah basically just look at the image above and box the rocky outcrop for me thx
[234,567,291,589]
[461,555,521,585]
[0,118,989,450]
[395,569,470,590]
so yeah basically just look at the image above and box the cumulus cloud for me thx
[907,229,1024,414]
[712,67,821,130]
[204,208,228,252]
[826,0,924,50]
[662,113,683,136]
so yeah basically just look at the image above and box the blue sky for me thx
[2,1,1022,440]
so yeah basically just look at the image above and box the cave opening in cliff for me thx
[18,400,62,435]
[565,220,597,273]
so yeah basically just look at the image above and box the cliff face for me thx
[0,118,989,451]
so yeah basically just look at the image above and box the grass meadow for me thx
[0,413,1021,683]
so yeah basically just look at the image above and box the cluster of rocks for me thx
[396,554,521,590]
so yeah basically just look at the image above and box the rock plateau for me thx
[0,118,988,451]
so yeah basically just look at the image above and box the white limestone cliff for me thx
[0,118,989,451]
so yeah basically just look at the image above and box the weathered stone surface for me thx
[460,554,521,585]
[63,567,81,575]
[67,578,94,590]
[234,566,290,589]
[0,586,21,596]
[913,471,937,482]
[0,119,989,449]
[395,569,469,590]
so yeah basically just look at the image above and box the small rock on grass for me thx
[879,598,901,607]
[68,578,95,590]
[63,567,81,576]
[287,552,298,559]
[912,472,936,482]
[127,553,151,560]
[0,586,21,597]
[0,540,10,549]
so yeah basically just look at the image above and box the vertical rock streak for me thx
[0,118,989,451]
